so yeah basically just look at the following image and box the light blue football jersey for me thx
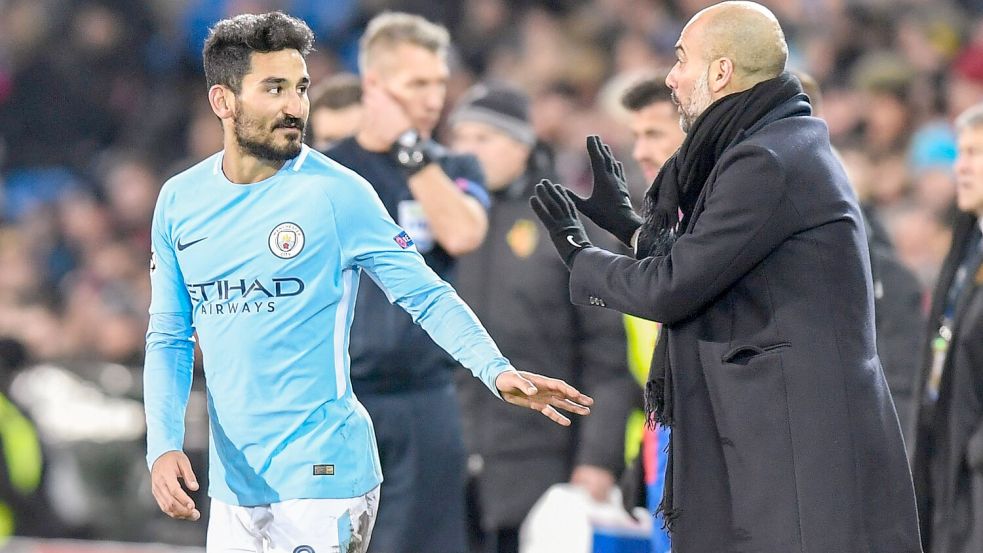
[144,145,512,506]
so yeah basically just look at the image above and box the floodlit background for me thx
[0,0,978,549]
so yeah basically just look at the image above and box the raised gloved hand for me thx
[530,179,592,269]
[567,135,643,246]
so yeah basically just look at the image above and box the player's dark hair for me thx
[621,73,673,112]
[203,11,314,94]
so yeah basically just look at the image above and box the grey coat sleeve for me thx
[569,145,799,325]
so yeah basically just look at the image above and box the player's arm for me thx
[327,176,592,425]
[144,191,200,521]
[406,159,488,256]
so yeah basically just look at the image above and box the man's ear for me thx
[709,57,734,94]
[362,68,381,92]
[208,85,236,120]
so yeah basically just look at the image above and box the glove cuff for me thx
[613,215,644,247]
[391,130,440,177]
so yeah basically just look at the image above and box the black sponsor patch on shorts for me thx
[313,464,335,476]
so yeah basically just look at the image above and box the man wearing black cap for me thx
[450,83,636,553]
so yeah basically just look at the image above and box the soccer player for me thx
[143,12,592,552]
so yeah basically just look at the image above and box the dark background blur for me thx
[0,0,981,548]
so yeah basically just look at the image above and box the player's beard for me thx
[233,110,307,162]
[677,70,713,134]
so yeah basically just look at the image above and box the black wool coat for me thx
[568,106,922,552]
[912,214,983,553]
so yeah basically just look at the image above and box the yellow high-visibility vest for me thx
[0,392,43,539]
[623,315,659,464]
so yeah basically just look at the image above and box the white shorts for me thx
[207,486,380,553]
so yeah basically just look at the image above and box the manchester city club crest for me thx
[269,222,305,259]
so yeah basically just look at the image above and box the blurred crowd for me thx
[2,0,983,544]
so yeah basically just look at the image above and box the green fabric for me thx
[623,315,660,462]
[0,393,42,494]
[624,315,659,387]
[0,502,12,539]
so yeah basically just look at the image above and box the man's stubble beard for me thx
[233,109,306,162]
[679,71,713,134]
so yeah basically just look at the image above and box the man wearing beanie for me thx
[450,83,637,553]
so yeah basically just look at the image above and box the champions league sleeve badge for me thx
[269,222,306,259]
[393,230,415,249]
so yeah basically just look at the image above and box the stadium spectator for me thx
[0,337,60,539]
[449,82,636,553]
[309,72,363,151]
[912,102,983,553]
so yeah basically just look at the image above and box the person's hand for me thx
[150,450,201,521]
[571,464,617,503]
[495,370,593,426]
[361,84,413,147]
[530,179,592,268]
[567,135,644,245]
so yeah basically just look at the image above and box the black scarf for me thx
[640,71,808,530]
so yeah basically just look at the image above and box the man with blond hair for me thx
[531,2,922,551]
[327,12,491,553]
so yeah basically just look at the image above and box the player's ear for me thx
[208,84,236,120]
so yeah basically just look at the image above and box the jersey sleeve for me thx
[443,153,490,210]
[149,189,194,316]
[144,186,196,468]
[328,173,512,396]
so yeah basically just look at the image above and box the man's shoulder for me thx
[164,152,223,190]
[742,116,829,158]
[299,146,362,180]
[296,147,379,207]
[324,136,365,164]
[156,152,223,207]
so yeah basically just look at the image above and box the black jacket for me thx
[912,213,983,553]
[325,138,488,393]
[455,175,637,530]
[568,104,921,552]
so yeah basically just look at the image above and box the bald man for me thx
[531,2,922,551]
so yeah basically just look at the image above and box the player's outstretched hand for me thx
[495,370,593,426]
[150,450,201,521]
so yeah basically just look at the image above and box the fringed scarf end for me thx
[655,501,681,533]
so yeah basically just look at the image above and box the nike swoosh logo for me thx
[566,235,580,248]
[177,237,208,251]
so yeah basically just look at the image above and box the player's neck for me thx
[221,145,287,184]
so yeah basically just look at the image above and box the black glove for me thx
[567,135,643,246]
[530,179,592,269]
[391,130,441,177]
